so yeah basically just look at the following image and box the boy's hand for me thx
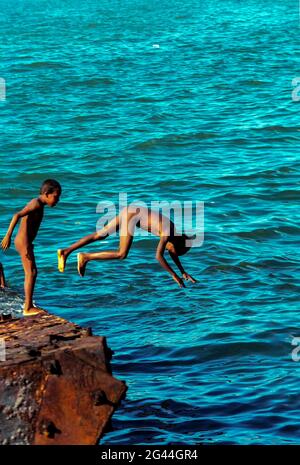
[172,274,186,288]
[1,235,11,251]
[182,272,197,283]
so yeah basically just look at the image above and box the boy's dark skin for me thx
[0,263,5,288]
[1,184,61,315]
[58,205,197,288]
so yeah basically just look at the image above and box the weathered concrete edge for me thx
[0,310,127,445]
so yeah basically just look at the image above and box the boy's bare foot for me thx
[57,249,67,273]
[77,253,87,277]
[23,306,45,316]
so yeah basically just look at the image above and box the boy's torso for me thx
[16,199,44,245]
[129,205,176,238]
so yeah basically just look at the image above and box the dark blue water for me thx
[1,0,300,444]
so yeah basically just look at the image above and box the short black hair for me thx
[40,179,62,195]
[174,234,193,256]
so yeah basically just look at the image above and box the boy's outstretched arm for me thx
[156,236,185,288]
[1,199,41,250]
[168,251,197,283]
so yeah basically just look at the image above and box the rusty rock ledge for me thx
[0,310,127,445]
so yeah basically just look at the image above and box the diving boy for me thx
[58,205,196,288]
[1,179,61,315]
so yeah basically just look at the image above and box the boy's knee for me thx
[118,250,128,260]
[27,267,37,278]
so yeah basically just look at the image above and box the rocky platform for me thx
[0,311,127,445]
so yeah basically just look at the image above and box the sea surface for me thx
[1,0,300,445]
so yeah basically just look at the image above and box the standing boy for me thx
[1,179,61,315]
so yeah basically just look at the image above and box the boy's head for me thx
[167,234,193,256]
[40,179,61,207]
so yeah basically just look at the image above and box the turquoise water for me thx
[1,0,300,444]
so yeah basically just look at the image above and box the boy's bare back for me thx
[130,205,175,238]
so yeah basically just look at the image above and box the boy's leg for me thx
[0,263,5,288]
[19,246,42,315]
[77,211,137,277]
[58,214,122,272]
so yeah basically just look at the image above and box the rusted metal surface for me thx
[0,311,127,445]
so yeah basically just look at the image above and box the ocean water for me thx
[1,0,300,445]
